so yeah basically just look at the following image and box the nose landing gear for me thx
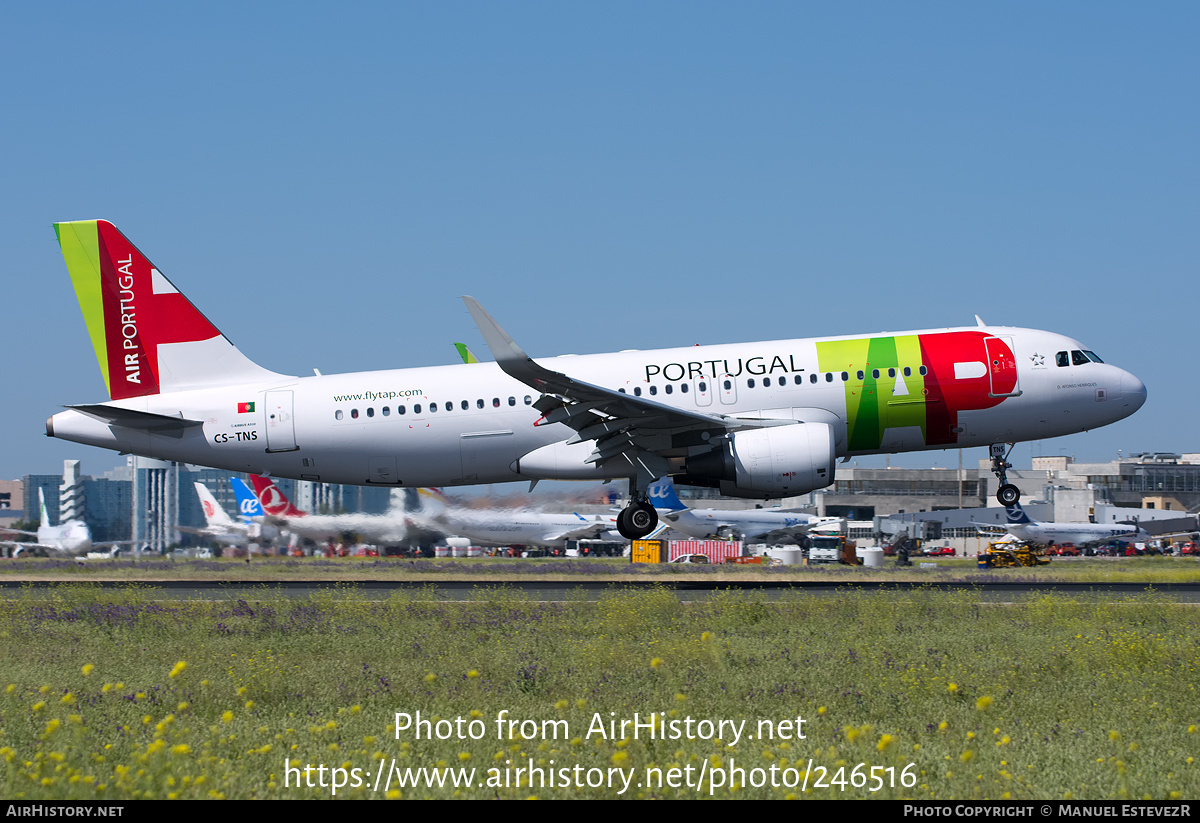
[990,443,1021,506]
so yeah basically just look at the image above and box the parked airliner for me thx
[248,475,410,548]
[410,488,634,548]
[47,220,1147,539]
[646,477,840,543]
[978,502,1150,549]
[1,490,126,556]
[181,479,278,547]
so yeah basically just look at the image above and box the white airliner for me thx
[2,490,106,556]
[47,221,1147,540]
[979,502,1150,549]
[180,480,278,547]
[248,475,409,548]
[410,488,631,549]
[646,477,841,543]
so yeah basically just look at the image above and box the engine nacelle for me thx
[684,423,836,498]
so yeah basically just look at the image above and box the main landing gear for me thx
[617,492,659,540]
[990,443,1021,506]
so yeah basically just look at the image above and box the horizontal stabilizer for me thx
[66,404,204,438]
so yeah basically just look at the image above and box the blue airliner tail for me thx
[1004,502,1034,525]
[647,477,687,511]
[231,478,264,521]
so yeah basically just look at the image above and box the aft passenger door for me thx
[264,390,298,452]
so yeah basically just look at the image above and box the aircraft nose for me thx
[1122,371,1147,411]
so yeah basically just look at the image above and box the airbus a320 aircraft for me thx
[47,221,1147,540]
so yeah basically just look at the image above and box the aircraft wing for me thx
[755,526,816,544]
[463,297,793,486]
[541,523,612,544]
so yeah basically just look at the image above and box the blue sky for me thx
[3,2,1196,482]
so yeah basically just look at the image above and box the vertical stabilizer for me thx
[53,220,285,399]
[250,476,307,517]
[646,477,687,511]
[230,478,265,521]
[194,483,235,528]
[1004,502,1034,525]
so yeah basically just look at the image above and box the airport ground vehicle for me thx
[977,541,1050,568]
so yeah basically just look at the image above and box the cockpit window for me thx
[1071,350,1089,366]
[1083,350,1104,363]
[1056,351,1069,367]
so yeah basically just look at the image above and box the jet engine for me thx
[682,422,837,499]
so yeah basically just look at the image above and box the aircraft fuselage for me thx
[49,325,1145,490]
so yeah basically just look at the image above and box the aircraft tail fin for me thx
[416,488,450,514]
[454,343,480,364]
[53,220,284,400]
[1004,502,1034,525]
[230,478,264,521]
[646,476,687,511]
[249,475,307,517]
[194,483,235,528]
[38,488,50,528]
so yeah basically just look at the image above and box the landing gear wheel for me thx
[997,484,1021,506]
[617,501,658,540]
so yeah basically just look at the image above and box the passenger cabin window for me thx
[649,385,658,395]
[492,398,500,407]
[856,370,864,380]
[413,404,421,414]
[918,366,928,376]
[335,410,343,420]
[367,407,374,418]
[382,406,390,416]
[477,399,484,409]
[351,409,359,419]
[461,400,469,410]
[825,373,833,382]
[841,372,848,381]
[887,368,895,378]
[665,384,673,394]
[634,387,642,396]
[524,396,532,404]
[903,367,911,377]
[872,369,881,379]
[747,379,755,389]
[398,405,406,415]
[810,374,818,383]
[680,383,688,393]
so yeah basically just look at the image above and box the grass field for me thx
[1,583,1197,799]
